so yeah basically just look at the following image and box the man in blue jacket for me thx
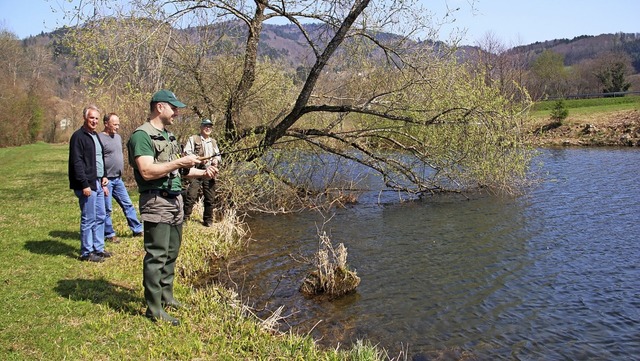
[68,105,112,262]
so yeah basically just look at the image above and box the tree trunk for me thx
[261,0,371,149]
[225,0,267,142]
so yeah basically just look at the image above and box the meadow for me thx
[530,94,640,117]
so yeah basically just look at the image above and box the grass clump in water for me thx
[300,230,361,298]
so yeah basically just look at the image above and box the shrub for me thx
[550,99,569,123]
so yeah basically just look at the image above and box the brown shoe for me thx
[106,236,120,243]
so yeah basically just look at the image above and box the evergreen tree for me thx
[550,99,568,123]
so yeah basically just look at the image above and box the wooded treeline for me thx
[1,24,638,149]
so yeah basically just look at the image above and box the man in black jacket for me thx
[68,105,112,262]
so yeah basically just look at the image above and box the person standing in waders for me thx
[182,118,221,226]
[127,90,218,325]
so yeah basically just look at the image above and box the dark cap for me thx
[151,89,186,108]
[200,119,213,126]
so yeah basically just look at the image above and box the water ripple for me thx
[237,148,640,360]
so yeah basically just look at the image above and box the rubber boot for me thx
[161,284,183,310]
[145,292,180,326]
[161,223,183,310]
[143,222,180,326]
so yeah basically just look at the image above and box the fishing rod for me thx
[194,127,403,162]
[195,136,307,161]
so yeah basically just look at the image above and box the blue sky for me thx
[1,0,638,46]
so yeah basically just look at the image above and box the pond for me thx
[223,147,640,360]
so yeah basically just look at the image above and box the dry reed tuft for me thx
[300,230,360,297]
[177,208,248,285]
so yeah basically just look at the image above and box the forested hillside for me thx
[511,33,640,70]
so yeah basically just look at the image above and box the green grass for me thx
[532,95,640,110]
[0,143,387,360]
[530,95,640,118]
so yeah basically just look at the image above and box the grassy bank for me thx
[529,95,640,118]
[0,143,385,360]
[524,96,640,147]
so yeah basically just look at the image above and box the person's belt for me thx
[141,189,181,198]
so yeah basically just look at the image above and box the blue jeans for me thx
[74,179,106,257]
[105,177,143,237]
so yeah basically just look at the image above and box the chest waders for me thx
[135,122,183,325]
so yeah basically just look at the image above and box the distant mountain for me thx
[183,21,425,68]
[25,21,640,74]
[509,33,640,71]
[207,24,640,73]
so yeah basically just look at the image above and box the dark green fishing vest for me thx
[130,122,183,192]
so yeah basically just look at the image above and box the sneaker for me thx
[203,221,213,227]
[106,236,121,243]
[133,231,143,237]
[80,253,104,263]
[96,250,112,258]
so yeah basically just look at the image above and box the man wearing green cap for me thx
[127,89,218,326]
[183,118,221,227]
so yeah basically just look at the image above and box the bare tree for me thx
[0,29,57,146]
[473,31,528,101]
[592,51,633,93]
[63,0,533,211]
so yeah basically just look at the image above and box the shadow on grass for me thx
[24,239,77,258]
[49,230,79,240]
[55,278,143,316]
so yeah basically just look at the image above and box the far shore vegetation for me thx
[526,95,640,146]
[530,94,640,117]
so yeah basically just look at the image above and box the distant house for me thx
[60,119,70,130]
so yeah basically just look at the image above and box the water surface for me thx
[225,148,640,360]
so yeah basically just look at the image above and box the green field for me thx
[531,95,640,118]
[0,143,385,360]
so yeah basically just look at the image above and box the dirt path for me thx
[526,109,640,146]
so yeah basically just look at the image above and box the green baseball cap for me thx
[151,89,186,108]
[200,119,213,126]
